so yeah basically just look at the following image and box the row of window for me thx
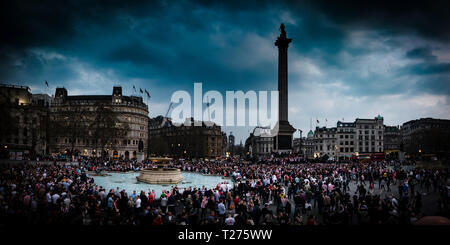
[316,145,383,153]
[56,138,142,146]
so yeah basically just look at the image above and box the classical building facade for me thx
[313,127,337,160]
[310,116,385,161]
[148,116,224,158]
[401,118,450,155]
[245,127,274,157]
[49,86,148,160]
[0,84,50,159]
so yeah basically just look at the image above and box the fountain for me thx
[136,157,183,184]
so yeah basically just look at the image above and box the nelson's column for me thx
[273,23,296,153]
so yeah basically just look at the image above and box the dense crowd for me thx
[0,156,448,225]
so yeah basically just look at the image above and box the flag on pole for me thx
[139,88,143,94]
[45,80,49,87]
[145,89,150,98]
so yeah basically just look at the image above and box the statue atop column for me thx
[280,23,286,38]
[275,23,292,47]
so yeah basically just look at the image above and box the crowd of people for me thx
[0,155,448,225]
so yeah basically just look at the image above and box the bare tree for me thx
[51,105,92,156]
[90,103,129,158]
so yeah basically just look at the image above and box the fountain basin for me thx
[136,168,183,184]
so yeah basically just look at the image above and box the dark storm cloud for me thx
[406,47,437,61]
[308,0,450,42]
[0,0,164,48]
[412,63,450,75]
[1,0,449,141]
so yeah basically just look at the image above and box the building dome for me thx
[307,130,314,138]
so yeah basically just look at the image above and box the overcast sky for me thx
[1,0,449,143]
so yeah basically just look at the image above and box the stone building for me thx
[336,121,356,160]
[245,127,274,157]
[355,115,384,156]
[310,116,385,161]
[49,86,148,161]
[302,130,317,159]
[148,116,224,158]
[384,125,402,153]
[313,127,337,160]
[0,84,50,159]
[401,118,450,156]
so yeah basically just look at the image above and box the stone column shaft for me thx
[278,46,289,121]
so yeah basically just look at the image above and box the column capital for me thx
[275,36,292,48]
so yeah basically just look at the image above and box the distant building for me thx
[336,121,356,160]
[49,86,148,160]
[299,130,315,159]
[32,94,52,107]
[384,125,401,153]
[311,115,385,161]
[228,133,235,156]
[0,84,49,159]
[355,115,384,156]
[293,137,302,154]
[148,116,224,158]
[401,118,450,156]
[245,127,274,157]
[313,127,337,160]
[0,84,32,105]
